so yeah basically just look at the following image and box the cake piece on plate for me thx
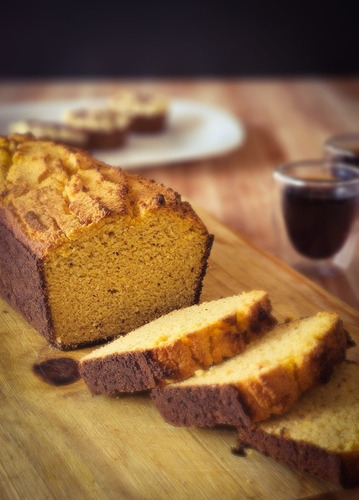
[9,119,89,148]
[64,108,130,149]
[111,90,168,133]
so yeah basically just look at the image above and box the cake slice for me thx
[110,90,168,133]
[237,361,359,488]
[9,119,89,148]
[152,312,352,427]
[79,290,277,394]
[64,108,130,149]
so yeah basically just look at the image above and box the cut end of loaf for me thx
[45,209,212,349]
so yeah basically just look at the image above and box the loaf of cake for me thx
[110,91,168,133]
[79,290,277,394]
[237,361,359,488]
[0,134,213,349]
[9,119,90,148]
[64,108,130,149]
[152,312,352,427]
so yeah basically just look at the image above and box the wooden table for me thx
[1,78,358,309]
[1,79,359,500]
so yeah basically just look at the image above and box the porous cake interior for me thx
[257,362,359,453]
[82,290,268,359]
[45,210,209,347]
[0,136,212,348]
[174,313,339,387]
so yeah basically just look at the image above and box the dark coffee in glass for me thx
[273,160,359,270]
[282,186,356,259]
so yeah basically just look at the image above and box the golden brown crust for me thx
[235,316,349,422]
[0,218,54,342]
[0,134,207,257]
[237,361,359,487]
[152,314,351,426]
[150,295,277,384]
[238,426,359,488]
[79,292,277,394]
[0,134,213,349]
[149,302,276,384]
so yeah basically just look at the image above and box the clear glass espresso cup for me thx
[273,159,359,276]
[324,133,359,167]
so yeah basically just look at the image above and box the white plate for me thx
[0,97,245,169]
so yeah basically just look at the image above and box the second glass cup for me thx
[324,133,359,167]
[273,159,359,276]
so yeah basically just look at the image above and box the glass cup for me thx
[324,133,359,167]
[273,159,359,276]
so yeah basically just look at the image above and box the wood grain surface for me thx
[1,78,359,309]
[1,208,358,500]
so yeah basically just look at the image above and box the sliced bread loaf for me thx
[152,312,352,426]
[79,290,276,394]
[0,134,213,349]
[237,361,359,488]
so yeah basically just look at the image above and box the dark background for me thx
[2,1,359,78]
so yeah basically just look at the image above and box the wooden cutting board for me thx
[1,208,358,500]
